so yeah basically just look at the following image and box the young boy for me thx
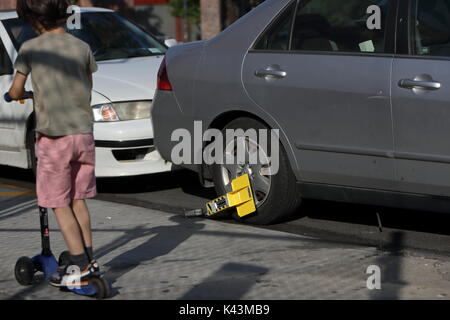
[9,0,99,286]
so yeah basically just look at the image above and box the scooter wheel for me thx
[58,251,72,266]
[90,277,110,299]
[15,257,35,286]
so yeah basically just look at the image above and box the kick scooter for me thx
[5,92,111,299]
[14,207,110,299]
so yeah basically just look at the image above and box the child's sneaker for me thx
[87,260,101,274]
[49,261,101,288]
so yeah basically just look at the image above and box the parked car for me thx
[0,7,174,177]
[153,0,450,225]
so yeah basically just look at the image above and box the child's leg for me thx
[53,206,90,270]
[71,199,94,260]
[53,206,85,255]
[70,134,97,262]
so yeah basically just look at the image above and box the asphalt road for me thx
[2,165,450,259]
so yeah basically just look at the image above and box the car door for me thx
[0,20,34,154]
[391,0,450,196]
[0,29,16,146]
[242,0,397,190]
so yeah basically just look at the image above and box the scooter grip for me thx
[4,92,13,103]
[3,91,33,103]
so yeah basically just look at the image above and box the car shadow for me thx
[0,165,35,184]
[97,169,217,200]
[291,199,450,237]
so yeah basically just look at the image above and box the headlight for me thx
[92,104,120,122]
[92,101,153,122]
[114,101,153,121]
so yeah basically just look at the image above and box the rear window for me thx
[2,12,167,61]
[255,0,390,54]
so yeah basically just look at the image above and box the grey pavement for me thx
[1,184,450,300]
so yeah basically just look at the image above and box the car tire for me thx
[211,117,301,225]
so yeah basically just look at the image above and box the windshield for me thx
[2,12,167,61]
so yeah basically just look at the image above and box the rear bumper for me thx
[152,90,200,173]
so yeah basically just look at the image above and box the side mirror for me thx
[164,39,178,48]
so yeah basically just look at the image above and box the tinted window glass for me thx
[254,2,296,50]
[291,0,389,53]
[3,12,167,61]
[0,39,13,76]
[2,18,36,51]
[411,0,450,57]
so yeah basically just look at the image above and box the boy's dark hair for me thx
[17,0,70,31]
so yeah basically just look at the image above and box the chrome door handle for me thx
[255,65,287,80]
[255,69,287,78]
[398,74,441,91]
[399,79,441,90]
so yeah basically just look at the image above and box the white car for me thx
[0,7,173,177]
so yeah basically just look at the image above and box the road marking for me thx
[0,199,37,219]
[0,183,35,197]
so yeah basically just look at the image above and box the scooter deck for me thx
[53,270,111,299]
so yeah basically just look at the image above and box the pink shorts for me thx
[36,133,97,209]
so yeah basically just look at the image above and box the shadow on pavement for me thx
[370,232,406,300]
[286,199,450,237]
[98,216,206,290]
[180,263,269,300]
[97,169,216,200]
[7,280,48,300]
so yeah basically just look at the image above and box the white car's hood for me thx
[92,55,164,102]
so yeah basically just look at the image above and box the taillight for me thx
[157,57,173,91]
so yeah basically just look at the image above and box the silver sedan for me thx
[153,0,450,225]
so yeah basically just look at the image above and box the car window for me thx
[411,0,450,57]
[68,12,167,61]
[254,2,296,51]
[2,18,37,51]
[0,38,13,76]
[291,0,389,53]
[2,12,167,61]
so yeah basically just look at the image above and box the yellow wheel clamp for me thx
[185,174,257,218]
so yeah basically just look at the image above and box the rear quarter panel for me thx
[156,0,299,176]
[191,0,301,177]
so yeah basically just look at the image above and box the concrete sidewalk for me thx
[1,188,450,299]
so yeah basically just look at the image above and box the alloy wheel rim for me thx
[220,135,272,207]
